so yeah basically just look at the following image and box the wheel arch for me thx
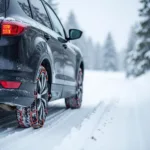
[30,35,54,84]
[41,58,52,91]
[76,59,84,80]
[80,61,84,77]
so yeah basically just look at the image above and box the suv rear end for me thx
[0,0,39,108]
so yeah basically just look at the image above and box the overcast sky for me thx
[58,0,140,51]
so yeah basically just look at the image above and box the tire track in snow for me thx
[0,109,66,139]
[0,102,63,130]
[11,102,105,150]
[0,106,67,139]
[53,100,117,150]
[0,108,74,150]
[0,103,66,137]
[18,103,106,150]
[89,100,117,136]
[0,102,106,150]
[0,104,62,126]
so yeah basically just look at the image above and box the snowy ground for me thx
[0,71,150,150]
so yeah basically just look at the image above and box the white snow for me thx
[53,72,150,150]
[0,71,150,150]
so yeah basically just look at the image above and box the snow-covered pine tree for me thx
[118,50,126,71]
[65,11,79,30]
[65,11,84,54]
[125,24,138,77]
[94,43,102,70]
[65,11,97,70]
[86,38,95,70]
[133,0,150,76]
[65,11,81,50]
[102,33,118,71]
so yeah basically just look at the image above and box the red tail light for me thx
[1,21,27,36]
[0,81,21,89]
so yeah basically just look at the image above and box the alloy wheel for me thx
[31,66,49,129]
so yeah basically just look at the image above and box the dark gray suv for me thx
[0,0,84,129]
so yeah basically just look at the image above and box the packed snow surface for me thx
[0,71,150,150]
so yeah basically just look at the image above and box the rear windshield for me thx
[0,0,9,16]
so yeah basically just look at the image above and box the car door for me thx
[44,2,77,88]
[29,0,65,99]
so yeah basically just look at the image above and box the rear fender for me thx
[76,57,84,80]
[29,37,54,83]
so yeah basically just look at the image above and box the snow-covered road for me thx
[0,71,150,150]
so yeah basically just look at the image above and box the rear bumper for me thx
[0,97,34,107]
[0,81,35,107]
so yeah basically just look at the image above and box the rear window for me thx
[0,0,9,15]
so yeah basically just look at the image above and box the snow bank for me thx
[133,71,150,101]
[53,100,117,150]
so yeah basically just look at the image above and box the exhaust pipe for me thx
[0,104,16,111]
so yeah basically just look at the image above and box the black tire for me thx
[65,68,83,109]
[16,66,49,129]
